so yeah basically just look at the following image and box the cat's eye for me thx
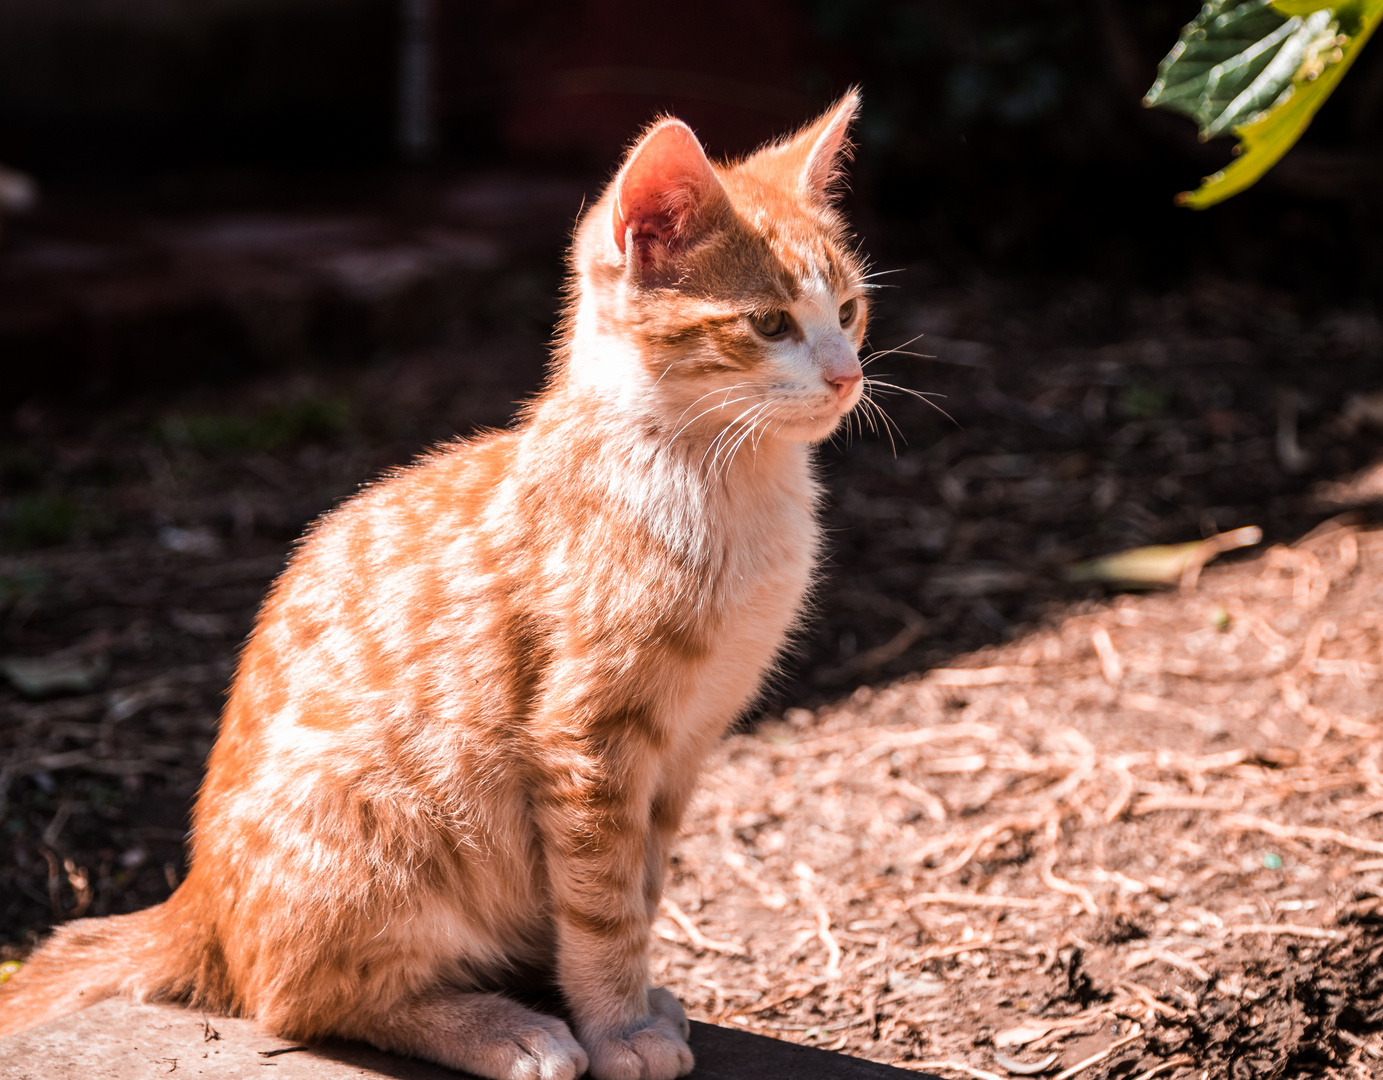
[748,310,791,338]
[838,299,857,326]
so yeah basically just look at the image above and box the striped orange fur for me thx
[0,93,870,1080]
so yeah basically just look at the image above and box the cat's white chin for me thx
[776,407,857,443]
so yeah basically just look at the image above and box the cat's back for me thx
[273,429,516,615]
[213,431,522,750]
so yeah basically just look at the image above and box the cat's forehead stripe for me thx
[774,234,850,293]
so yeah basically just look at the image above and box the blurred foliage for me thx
[158,397,350,455]
[0,569,48,610]
[3,494,79,550]
[0,449,48,492]
[1120,382,1173,418]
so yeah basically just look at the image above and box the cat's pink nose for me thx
[818,339,862,404]
[827,368,862,403]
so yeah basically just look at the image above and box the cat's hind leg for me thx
[346,987,588,1080]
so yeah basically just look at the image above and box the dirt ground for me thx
[659,519,1383,1079]
[3,266,1383,1078]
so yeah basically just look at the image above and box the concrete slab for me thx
[0,1000,935,1080]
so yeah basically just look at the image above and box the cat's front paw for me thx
[583,1012,694,1080]
[647,987,690,1040]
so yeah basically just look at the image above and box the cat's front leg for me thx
[579,983,694,1080]
[539,760,694,1080]
[561,940,694,1080]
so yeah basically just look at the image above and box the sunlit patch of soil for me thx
[658,523,1383,1080]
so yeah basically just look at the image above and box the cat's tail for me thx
[0,899,216,1038]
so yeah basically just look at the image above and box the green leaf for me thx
[1145,1,1341,140]
[1273,0,1341,17]
[1177,0,1383,207]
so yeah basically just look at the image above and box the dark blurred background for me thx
[2,1,1383,258]
[5,0,1383,403]
[3,1,1383,275]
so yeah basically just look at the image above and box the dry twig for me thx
[657,897,748,958]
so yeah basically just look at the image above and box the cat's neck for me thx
[559,289,656,417]
[533,374,811,494]
[524,355,813,571]
[559,301,806,477]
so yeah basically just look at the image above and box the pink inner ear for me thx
[613,121,719,257]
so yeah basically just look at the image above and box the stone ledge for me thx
[0,1000,934,1080]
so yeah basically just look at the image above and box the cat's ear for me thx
[612,119,728,279]
[781,90,861,203]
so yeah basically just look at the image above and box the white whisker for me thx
[860,331,929,367]
[671,387,770,443]
[857,392,902,455]
[862,349,936,365]
[864,379,946,402]
[723,402,775,477]
[720,402,773,478]
[700,400,769,478]
[865,377,957,427]
[673,382,768,425]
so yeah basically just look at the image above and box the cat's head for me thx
[565,92,868,447]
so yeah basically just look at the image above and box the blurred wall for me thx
[1,0,1382,300]
[438,0,831,165]
[0,0,396,172]
[0,0,834,176]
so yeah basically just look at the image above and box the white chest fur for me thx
[654,437,819,739]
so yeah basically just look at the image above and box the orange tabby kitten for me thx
[0,93,869,1080]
